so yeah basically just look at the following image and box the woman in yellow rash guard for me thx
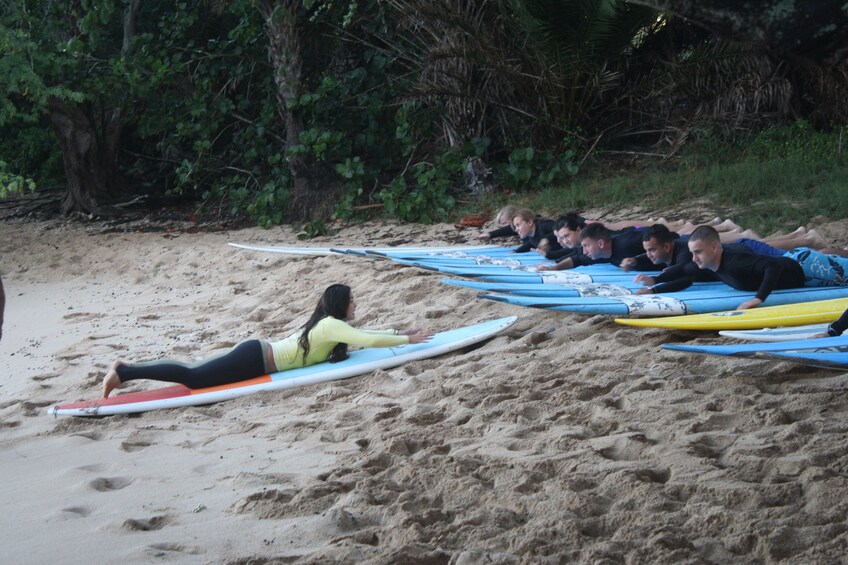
[101,284,433,397]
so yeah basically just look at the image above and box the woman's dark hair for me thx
[299,284,351,363]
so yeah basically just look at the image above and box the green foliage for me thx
[298,218,329,239]
[0,160,36,197]
[0,122,63,188]
[378,148,458,223]
[746,120,845,161]
[521,119,848,235]
[497,146,580,190]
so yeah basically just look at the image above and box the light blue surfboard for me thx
[661,334,848,357]
[441,278,726,297]
[409,263,657,284]
[479,286,848,317]
[756,350,848,369]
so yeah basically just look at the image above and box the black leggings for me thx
[116,340,267,389]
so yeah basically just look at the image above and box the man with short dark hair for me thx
[644,225,806,309]
[537,222,648,271]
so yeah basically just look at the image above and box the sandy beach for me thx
[2,216,848,564]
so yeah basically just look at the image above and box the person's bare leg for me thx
[605,220,644,230]
[762,232,826,251]
[767,226,808,240]
[717,219,743,231]
[818,247,848,257]
[102,361,123,398]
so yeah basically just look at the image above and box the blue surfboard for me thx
[756,350,848,369]
[441,278,726,297]
[479,286,848,317]
[410,263,658,284]
[661,335,848,356]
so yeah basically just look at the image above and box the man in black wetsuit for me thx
[542,213,589,262]
[620,224,690,272]
[645,225,806,309]
[537,223,647,271]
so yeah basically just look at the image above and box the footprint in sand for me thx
[63,312,104,322]
[147,543,201,556]
[76,463,107,473]
[61,506,92,518]
[72,431,103,441]
[31,373,61,382]
[119,440,152,452]
[590,433,656,461]
[123,515,172,531]
[89,477,133,492]
[20,400,58,417]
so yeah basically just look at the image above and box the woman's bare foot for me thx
[102,361,123,398]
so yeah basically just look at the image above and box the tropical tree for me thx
[0,0,143,215]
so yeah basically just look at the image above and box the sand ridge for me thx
[1,218,848,563]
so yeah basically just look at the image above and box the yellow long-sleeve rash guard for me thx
[269,316,410,370]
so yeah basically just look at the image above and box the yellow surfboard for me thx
[615,297,848,330]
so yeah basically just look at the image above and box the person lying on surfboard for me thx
[101,284,434,398]
[623,224,792,292]
[475,205,519,241]
[536,223,651,271]
[511,208,561,254]
[622,224,846,274]
[632,225,806,310]
[813,308,848,338]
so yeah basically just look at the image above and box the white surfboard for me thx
[718,323,828,342]
[228,242,502,256]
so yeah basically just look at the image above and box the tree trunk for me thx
[259,1,338,221]
[48,99,127,216]
[49,0,142,216]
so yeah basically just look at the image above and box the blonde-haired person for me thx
[512,208,560,253]
[476,205,519,241]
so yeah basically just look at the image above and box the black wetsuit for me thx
[651,245,805,299]
[571,228,648,267]
[629,239,692,271]
[545,245,584,261]
[515,219,559,253]
[487,225,518,240]
[827,309,848,336]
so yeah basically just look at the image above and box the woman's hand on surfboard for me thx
[401,328,435,344]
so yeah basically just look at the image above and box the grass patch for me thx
[470,121,848,234]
